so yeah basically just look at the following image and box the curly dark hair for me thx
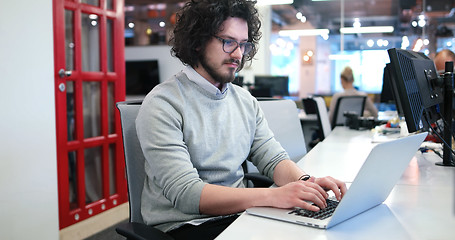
[169,0,262,72]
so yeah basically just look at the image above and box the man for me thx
[434,49,455,74]
[434,49,455,121]
[136,0,346,239]
[328,66,378,123]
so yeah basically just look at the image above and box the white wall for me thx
[299,35,317,98]
[0,1,59,239]
[240,5,272,85]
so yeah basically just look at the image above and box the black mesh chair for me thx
[331,96,367,129]
[302,97,332,149]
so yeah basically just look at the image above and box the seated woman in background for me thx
[328,66,378,123]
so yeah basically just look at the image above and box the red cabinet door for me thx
[53,0,127,229]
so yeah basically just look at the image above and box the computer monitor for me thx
[380,64,402,113]
[232,75,244,87]
[387,48,455,167]
[253,75,289,97]
[125,60,160,95]
[387,48,443,133]
[380,64,396,103]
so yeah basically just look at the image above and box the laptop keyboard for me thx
[288,198,339,220]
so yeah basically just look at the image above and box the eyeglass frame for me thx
[213,36,253,56]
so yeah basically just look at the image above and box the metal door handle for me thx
[58,69,72,78]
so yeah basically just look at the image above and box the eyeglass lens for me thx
[219,37,253,55]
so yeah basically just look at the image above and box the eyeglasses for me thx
[214,36,253,56]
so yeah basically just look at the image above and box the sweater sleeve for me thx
[136,90,206,215]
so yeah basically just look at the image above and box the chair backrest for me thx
[331,95,366,128]
[302,97,332,141]
[313,96,332,139]
[302,98,318,114]
[258,99,307,162]
[116,100,145,224]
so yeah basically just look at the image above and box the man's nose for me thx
[230,46,243,60]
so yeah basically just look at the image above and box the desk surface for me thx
[217,127,455,240]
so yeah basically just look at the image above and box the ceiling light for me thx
[256,0,293,6]
[353,18,361,28]
[367,39,374,47]
[413,38,423,52]
[340,26,394,34]
[401,36,410,49]
[418,14,426,27]
[148,3,166,10]
[124,6,135,12]
[418,19,426,27]
[278,29,330,37]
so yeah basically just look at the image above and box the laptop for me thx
[246,132,428,229]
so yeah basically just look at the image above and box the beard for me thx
[199,55,240,85]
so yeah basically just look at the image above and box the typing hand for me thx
[270,180,329,212]
[313,176,347,201]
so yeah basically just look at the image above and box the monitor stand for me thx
[436,61,455,167]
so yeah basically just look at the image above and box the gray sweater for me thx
[136,70,289,232]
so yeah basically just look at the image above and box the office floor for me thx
[84,219,127,240]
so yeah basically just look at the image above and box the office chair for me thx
[313,97,331,139]
[243,99,308,183]
[302,97,331,140]
[331,95,366,129]
[258,99,307,161]
[302,98,318,115]
[302,97,332,149]
[115,100,275,239]
[116,100,174,240]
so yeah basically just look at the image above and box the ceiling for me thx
[125,0,455,37]
[273,0,399,29]
[276,0,455,37]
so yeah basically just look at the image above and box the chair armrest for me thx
[115,222,174,240]
[244,172,274,188]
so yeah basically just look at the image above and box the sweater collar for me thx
[182,66,229,97]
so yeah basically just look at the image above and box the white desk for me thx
[217,127,455,240]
